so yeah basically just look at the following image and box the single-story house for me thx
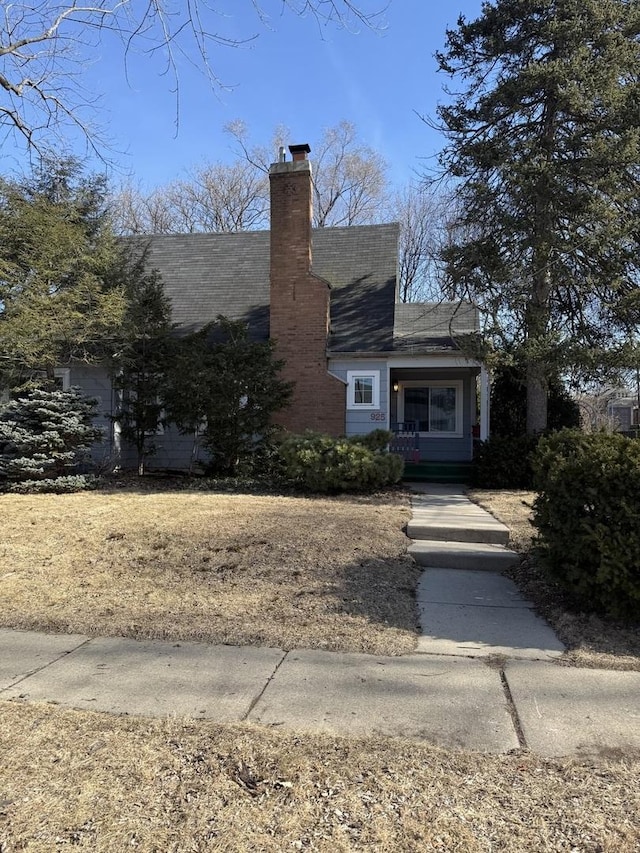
[57,143,490,473]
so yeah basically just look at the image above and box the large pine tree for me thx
[436,0,640,432]
[0,159,126,390]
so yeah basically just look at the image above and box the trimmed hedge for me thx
[471,434,540,489]
[532,430,640,620]
[278,430,404,493]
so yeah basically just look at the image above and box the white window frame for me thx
[397,379,463,438]
[347,370,380,410]
[53,367,71,391]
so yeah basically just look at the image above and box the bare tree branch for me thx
[227,119,389,228]
[113,119,390,234]
[110,157,271,234]
[0,1,384,157]
[393,182,460,302]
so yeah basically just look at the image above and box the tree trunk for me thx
[137,437,145,476]
[525,83,557,435]
[524,280,552,434]
[526,359,548,434]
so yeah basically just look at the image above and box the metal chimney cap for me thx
[289,143,311,161]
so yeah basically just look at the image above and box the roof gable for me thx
[125,223,399,349]
[124,227,479,355]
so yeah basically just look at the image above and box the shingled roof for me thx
[393,302,480,352]
[125,224,478,354]
[126,223,399,352]
[126,230,271,339]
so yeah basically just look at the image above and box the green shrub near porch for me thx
[278,430,404,493]
[471,434,540,489]
[532,430,640,620]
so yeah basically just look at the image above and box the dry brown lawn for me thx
[467,489,538,554]
[468,489,640,671]
[0,489,419,656]
[3,487,640,850]
[1,700,638,853]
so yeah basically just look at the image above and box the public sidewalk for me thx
[1,485,639,758]
[1,628,639,758]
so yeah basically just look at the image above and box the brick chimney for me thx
[269,144,345,435]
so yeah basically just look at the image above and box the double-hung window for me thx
[347,370,380,410]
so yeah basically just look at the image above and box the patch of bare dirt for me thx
[0,489,419,655]
[468,489,640,671]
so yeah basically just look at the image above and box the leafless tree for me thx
[111,159,270,235]
[174,161,270,232]
[110,181,174,235]
[111,119,390,234]
[393,183,459,302]
[227,118,389,227]
[0,1,383,157]
[310,120,388,226]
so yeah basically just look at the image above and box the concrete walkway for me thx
[409,484,565,660]
[1,485,639,758]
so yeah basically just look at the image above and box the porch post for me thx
[480,365,490,441]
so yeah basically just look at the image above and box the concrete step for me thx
[404,462,472,484]
[408,540,520,572]
[407,519,509,546]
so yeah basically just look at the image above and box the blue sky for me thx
[4,0,485,191]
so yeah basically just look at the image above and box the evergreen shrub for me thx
[490,363,581,438]
[0,388,101,491]
[532,430,640,620]
[349,428,396,452]
[8,475,97,494]
[471,434,540,489]
[278,431,404,493]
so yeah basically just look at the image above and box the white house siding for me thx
[67,364,117,468]
[329,360,390,437]
[141,427,209,472]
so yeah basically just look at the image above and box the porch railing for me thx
[390,422,420,462]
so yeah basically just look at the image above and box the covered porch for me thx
[387,359,490,476]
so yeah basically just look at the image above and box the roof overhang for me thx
[327,348,458,358]
[387,355,483,369]
[327,351,484,369]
